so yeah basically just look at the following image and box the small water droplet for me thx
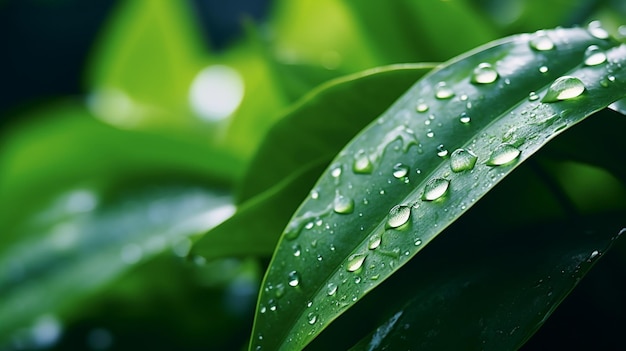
[347,254,367,272]
[426,130,435,138]
[459,112,471,124]
[539,65,549,73]
[589,250,600,260]
[392,163,409,178]
[450,148,478,172]
[275,283,285,298]
[386,205,411,228]
[435,82,455,99]
[583,45,607,66]
[334,193,355,214]
[528,91,539,101]
[530,32,555,51]
[310,189,319,199]
[416,101,429,112]
[414,238,422,246]
[305,222,314,230]
[327,282,338,296]
[331,165,342,178]
[260,306,267,313]
[268,299,277,311]
[293,244,301,257]
[436,144,448,158]
[307,313,318,325]
[368,235,382,250]
[471,62,499,84]
[422,178,450,201]
[587,20,609,39]
[542,76,585,102]
[487,143,521,166]
[460,94,468,101]
[288,271,300,287]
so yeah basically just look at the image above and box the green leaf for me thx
[348,217,625,350]
[237,64,436,204]
[0,184,233,341]
[250,27,626,350]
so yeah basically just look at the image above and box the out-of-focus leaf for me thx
[236,64,436,204]
[0,101,242,241]
[0,184,234,343]
[348,218,625,350]
[250,27,626,350]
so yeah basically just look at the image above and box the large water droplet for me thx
[587,20,609,39]
[435,82,455,99]
[334,193,355,214]
[288,271,300,287]
[387,205,411,228]
[392,163,409,178]
[471,62,499,84]
[347,254,367,272]
[422,178,450,201]
[583,45,607,66]
[307,313,318,325]
[530,32,554,51]
[487,143,521,166]
[542,76,585,102]
[327,282,338,296]
[368,235,382,250]
[353,151,373,174]
[450,149,478,172]
[459,112,471,124]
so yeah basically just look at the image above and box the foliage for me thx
[1,1,625,350]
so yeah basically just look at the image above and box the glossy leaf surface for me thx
[250,27,626,350]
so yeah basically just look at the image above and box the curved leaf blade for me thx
[251,27,626,350]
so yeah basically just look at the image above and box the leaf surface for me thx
[250,27,626,350]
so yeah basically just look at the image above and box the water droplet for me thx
[530,32,554,51]
[331,165,342,178]
[347,254,367,272]
[414,238,422,246]
[368,235,382,250]
[416,101,429,112]
[288,271,300,287]
[587,20,609,39]
[459,112,471,124]
[583,45,607,66]
[333,193,355,214]
[589,250,600,260]
[487,143,521,166]
[293,244,301,257]
[353,152,373,174]
[528,91,539,101]
[307,313,318,325]
[426,130,435,138]
[450,148,478,172]
[268,299,278,311]
[539,65,549,73]
[387,205,411,228]
[435,82,455,99]
[471,62,499,84]
[422,178,450,201]
[260,306,267,313]
[327,282,338,296]
[392,163,409,179]
[436,144,448,158]
[542,76,585,102]
[275,283,285,298]
[310,189,319,199]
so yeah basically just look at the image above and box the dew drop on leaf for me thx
[539,65,549,73]
[346,254,367,272]
[268,298,277,311]
[487,143,521,166]
[471,62,499,84]
[530,32,555,51]
[528,91,539,101]
[307,313,318,325]
[583,45,607,66]
[450,148,478,172]
[392,163,409,178]
[423,178,450,201]
[333,193,355,214]
[327,282,338,296]
[426,130,435,138]
[414,238,422,246]
[292,244,301,257]
[353,152,373,174]
[275,283,285,298]
[416,101,429,112]
[459,112,471,124]
[288,271,300,287]
[368,235,382,250]
[435,81,455,99]
[331,165,342,178]
[436,144,448,158]
[386,205,411,228]
[542,76,585,102]
[587,20,609,39]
